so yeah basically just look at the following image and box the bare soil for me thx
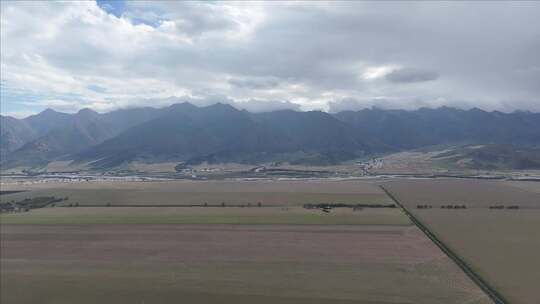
[1,224,490,304]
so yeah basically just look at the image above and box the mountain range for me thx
[1,103,540,170]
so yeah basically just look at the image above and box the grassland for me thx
[384,179,540,304]
[0,206,409,225]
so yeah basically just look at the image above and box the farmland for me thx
[384,179,540,304]
[0,180,392,206]
[507,180,540,194]
[1,224,489,304]
[0,179,493,303]
[0,206,409,225]
[382,179,540,208]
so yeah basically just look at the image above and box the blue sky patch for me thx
[96,0,125,18]
[87,84,107,93]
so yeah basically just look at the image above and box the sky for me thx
[1,1,539,118]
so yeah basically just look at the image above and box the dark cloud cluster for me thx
[386,68,439,83]
[228,78,280,90]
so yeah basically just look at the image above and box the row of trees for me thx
[489,205,520,209]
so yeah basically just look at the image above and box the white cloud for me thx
[362,65,399,80]
[1,1,539,116]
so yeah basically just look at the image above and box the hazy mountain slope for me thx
[434,144,540,170]
[23,108,73,137]
[1,109,76,158]
[77,103,300,167]
[254,110,365,151]
[3,104,540,169]
[101,106,164,131]
[252,110,379,164]
[78,104,387,168]
[3,109,114,166]
[2,107,166,167]
[334,107,540,150]
[0,115,37,156]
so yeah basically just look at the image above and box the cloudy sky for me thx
[1,1,539,117]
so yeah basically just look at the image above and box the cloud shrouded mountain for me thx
[1,103,540,169]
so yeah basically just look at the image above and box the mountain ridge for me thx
[2,103,540,169]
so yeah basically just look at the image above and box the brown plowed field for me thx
[1,224,490,304]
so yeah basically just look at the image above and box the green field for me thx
[0,206,410,225]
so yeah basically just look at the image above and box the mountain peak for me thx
[40,108,59,116]
[204,102,237,111]
[26,108,67,121]
[470,107,487,113]
[77,108,98,115]
[168,102,197,112]
[76,108,100,120]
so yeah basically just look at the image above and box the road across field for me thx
[1,179,496,303]
[380,185,504,304]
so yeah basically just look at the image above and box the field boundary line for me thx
[379,185,507,304]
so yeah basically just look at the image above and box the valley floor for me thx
[2,178,538,303]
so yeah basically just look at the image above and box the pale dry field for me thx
[1,179,387,193]
[384,179,540,208]
[375,151,449,174]
[0,224,490,304]
[384,180,540,304]
[0,180,392,206]
[506,180,540,193]
[411,210,540,304]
